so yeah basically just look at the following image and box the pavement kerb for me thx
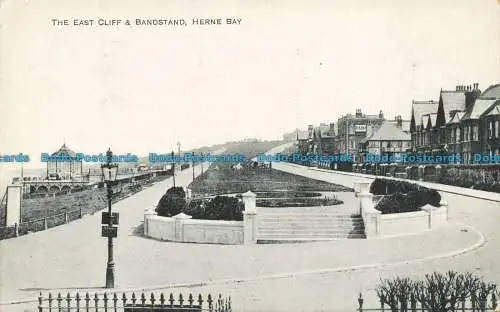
[1,224,485,307]
[307,167,500,202]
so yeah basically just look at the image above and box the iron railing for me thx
[38,292,231,312]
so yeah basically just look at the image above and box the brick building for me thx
[410,83,500,164]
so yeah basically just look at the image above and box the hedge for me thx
[371,178,441,214]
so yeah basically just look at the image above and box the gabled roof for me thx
[462,98,498,120]
[448,111,465,124]
[51,143,76,157]
[411,100,438,130]
[480,84,500,99]
[483,100,500,116]
[366,121,411,141]
[429,113,437,127]
[441,90,466,123]
[421,114,430,129]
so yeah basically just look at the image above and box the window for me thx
[473,125,478,141]
[489,122,493,138]
[496,121,499,138]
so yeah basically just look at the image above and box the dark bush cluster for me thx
[184,196,244,221]
[375,271,498,312]
[155,187,186,217]
[371,179,441,214]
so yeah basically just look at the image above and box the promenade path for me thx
[0,151,496,311]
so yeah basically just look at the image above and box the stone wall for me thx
[144,191,257,245]
[355,181,449,238]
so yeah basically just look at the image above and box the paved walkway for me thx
[1,143,498,311]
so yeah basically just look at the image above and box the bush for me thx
[370,178,388,195]
[375,193,414,214]
[370,178,441,211]
[155,187,186,217]
[203,196,244,221]
[375,271,498,312]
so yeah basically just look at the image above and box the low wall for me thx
[356,181,449,238]
[144,212,246,244]
[144,191,258,245]
[182,219,244,244]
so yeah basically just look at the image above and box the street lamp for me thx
[171,150,176,188]
[100,148,119,288]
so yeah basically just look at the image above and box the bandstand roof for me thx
[51,143,77,157]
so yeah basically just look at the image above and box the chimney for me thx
[456,85,459,91]
[379,110,384,118]
[473,83,479,90]
[395,115,402,129]
[355,109,362,118]
[308,125,313,138]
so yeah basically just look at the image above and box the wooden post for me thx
[14,222,19,237]
[79,207,83,219]
[65,212,68,224]
[44,217,48,230]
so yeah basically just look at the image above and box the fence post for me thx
[44,217,48,230]
[38,292,43,312]
[65,212,68,224]
[14,222,19,237]
[358,293,364,312]
[79,207,83,219]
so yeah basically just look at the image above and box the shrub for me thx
[375,193,415,214]
[370,178,388,195]
[203,196,244,221]
[155,187,186,217]
[375,271,498,312]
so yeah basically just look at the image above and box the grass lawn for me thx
[189,163,353,195]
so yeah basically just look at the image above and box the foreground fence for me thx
[38,292,232,312]
[357,292,498,312]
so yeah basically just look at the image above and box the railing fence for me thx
[38,292,231,312]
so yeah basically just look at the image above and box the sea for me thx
[0,166,46,196]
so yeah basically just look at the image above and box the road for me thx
[0,155,498,311]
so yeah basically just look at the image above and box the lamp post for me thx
[192,156,195,181]
[171,150,176,187]
[100,148,119,289]
[201,152,204,174]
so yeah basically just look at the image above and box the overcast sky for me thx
[0,0,498,168]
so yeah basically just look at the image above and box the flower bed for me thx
[189,163,353,195]
[256,197,343,207]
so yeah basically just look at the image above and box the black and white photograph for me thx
[0,0,499,311]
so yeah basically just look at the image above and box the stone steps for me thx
[256,211,366,243]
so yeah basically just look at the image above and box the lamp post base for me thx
[105,264,115,288]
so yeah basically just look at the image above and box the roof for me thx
[316,123,336,138]
[441,91,466,123]
[449,111,465,124]
[463,98,498,120]
[421,114,430,128]
[486,103,500,116]
[429,114,437,127]
[366,121,411,141]
[296,130,309,140]
[51,143,77,157]
[388,120,411,132]
[480,84,500,99]
[412,101,438,129]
